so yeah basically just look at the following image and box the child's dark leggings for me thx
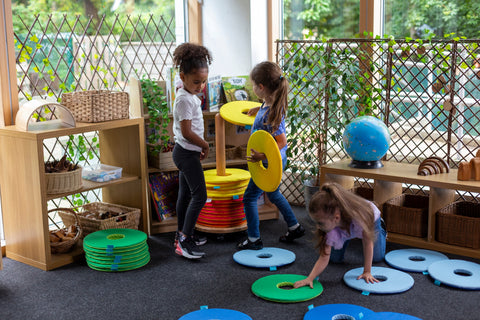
[172,144,207,237]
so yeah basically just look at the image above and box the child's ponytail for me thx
[250,61,288,132]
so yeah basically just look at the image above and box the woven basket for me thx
[436,201,480,249]
[351,186,374,201]
[61,90,129,123]
[383,194,429,237]
[45,167,83,194]
[49,208,82,254]
[58,202,141,238]
[235,144,247,159]
[225,145,237,160]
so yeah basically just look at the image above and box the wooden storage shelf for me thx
[0,118,148,271]
[320,160,480,259]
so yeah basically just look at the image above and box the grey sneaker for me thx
[175,236,205,259]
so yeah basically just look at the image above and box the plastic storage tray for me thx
[82,164,122,182]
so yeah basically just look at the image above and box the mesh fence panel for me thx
[14,14,175,224]
[277,39,480,205]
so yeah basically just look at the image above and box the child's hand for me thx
[357,272,379,284]
[200,144,209,160]
[247,106,260,116]
[246,148,265,162]
[293,278,314,289]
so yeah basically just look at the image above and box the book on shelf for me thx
[148,172,178,221]
[207,75,223,112]
[221,75,259,103]
[166,67,182,112]
[198,85,208,111]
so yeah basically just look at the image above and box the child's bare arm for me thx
[357,233,378,284]
[294,246,331,289]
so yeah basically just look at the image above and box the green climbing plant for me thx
[140,77,171,155]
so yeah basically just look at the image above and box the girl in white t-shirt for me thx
[171,43,212,260]
[294,182,386,288]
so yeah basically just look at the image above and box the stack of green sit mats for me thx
[83,228,150,272]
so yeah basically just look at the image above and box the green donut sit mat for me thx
[251,274,323,303]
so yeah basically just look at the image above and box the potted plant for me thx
[140,77,173,169]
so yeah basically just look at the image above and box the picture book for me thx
[207,75,223,111]
[221,75,260,103]
[148,172,178,221]
[166,67,182,111]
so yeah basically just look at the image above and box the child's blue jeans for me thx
[330,217,387,263]
[243,157,299,238]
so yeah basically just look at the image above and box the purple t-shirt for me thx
[325,202,381,250]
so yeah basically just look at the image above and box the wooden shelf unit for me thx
[320,160,480,259]
[0,118,148,270]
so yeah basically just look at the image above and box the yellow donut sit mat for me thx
[204,168,251,184]
[247,130,282,192]
[220,101,261,127]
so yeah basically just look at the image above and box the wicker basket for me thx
[225,145,237,160]
[383,194,429,237]
[45,167,83,194]
[58,202,141,238]
[351,186,374,201]
[235,144,247,159]
[61,90,129,123]
[49,208,82,254]
[436,201,480,249]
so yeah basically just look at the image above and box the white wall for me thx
[250,0,268,67]
[174,0,271,77]
[201,0,269,77]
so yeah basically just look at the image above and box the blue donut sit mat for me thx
[233,247,296,269]
[343,266,414,294]
[385,248,449,272]
[178,308,252,320]
[303,303,374,320]
[364,312,423,320]
[427,259,480,290]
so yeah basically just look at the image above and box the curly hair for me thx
[250,61,288,132]
[172,42,213,75]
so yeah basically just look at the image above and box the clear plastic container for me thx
[82,164,122,182]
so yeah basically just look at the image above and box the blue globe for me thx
[342,116,390,168]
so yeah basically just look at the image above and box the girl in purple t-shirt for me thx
[294,182,386,289]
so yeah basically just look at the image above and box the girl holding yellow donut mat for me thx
[237,61,305,251]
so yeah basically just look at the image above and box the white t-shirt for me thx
[173,88,204,152]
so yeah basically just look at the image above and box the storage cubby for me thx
[320,160,480,259]
[0,118,148,270]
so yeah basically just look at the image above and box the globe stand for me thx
[348,159,384,169]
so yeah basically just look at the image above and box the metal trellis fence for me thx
[277,39,480,205]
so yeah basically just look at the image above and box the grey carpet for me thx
[1,206,479,320]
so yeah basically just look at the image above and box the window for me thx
[283,0,360,40]
[384,0,480,39]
